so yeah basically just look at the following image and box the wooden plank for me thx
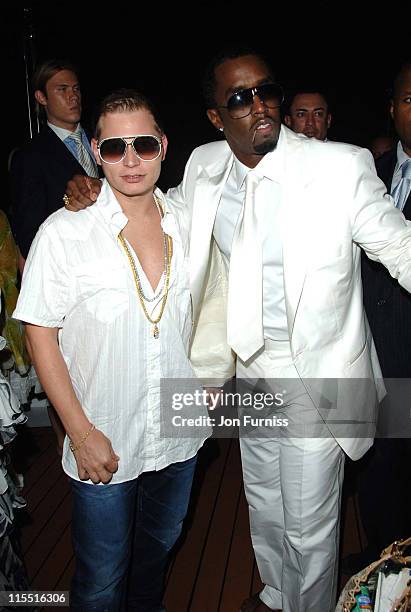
[23,445,58,496]
[219,489,256,611]
[12,426,53,473]
[21,472,71,554]
[352,493,367,551]
[340,494,362,560]
[164,437,233,611]
[24,456,66,514]
[188,439,244,611]
[24,491,72,581]
[31,522,72,591]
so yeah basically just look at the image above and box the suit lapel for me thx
[376,148,397,192]
[42,126,86,175]
[190,153,233,314]
[280,131,311,336]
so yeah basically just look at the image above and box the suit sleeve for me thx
[9,148,49,258]
[349,148,411,293]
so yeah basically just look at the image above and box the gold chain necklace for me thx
[118,193,173,339]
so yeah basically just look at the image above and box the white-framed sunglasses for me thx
[97,134,162,164]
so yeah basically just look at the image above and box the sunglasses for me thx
[97,135,162,164]
[219,83,284,119]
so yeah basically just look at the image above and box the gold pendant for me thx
[153,324,159,339]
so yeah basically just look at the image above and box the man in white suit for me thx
[64,49,411,612]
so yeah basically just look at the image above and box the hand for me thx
[65,175,101,210]
[73,428,120,484]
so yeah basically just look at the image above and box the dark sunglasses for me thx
[219,83,284,119]
[97,135,162,164]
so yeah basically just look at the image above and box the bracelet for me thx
[69,424,95,453]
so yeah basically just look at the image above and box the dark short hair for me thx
[93,89,164,139]
[32,58,79,95]
[202,46,275,109]
[284,87,331,115]
[393,60,411,98]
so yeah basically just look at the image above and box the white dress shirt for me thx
[14,181,209,484]
[213,129,289,340]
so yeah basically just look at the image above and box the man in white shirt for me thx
[14,89,211,611]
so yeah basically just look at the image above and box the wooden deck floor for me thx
[13,426,365,611]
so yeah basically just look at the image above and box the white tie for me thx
[227,172,264,362]
[68,132,99,177]
[392,158,411,211]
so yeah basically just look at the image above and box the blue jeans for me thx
[70,455,197,611]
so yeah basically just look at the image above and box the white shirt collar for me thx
[232,156,249,192]
[95,180,180,244]
[47,121,81,142]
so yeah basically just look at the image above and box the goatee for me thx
[253,138,277,155]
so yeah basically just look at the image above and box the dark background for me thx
[4,2,411,205]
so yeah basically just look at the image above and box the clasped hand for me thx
[73,428,119,484]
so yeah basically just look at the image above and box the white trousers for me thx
[237,341,345,612]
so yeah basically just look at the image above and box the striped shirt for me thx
[14,180,210,484]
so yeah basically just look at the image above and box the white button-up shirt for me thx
[14,180,210,484]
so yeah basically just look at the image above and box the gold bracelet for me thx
[69,424,95,453]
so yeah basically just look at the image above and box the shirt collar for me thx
[48,122,82,142]
[153,188,182,245]
[94,180,180,243]
[92,180,127,234]
[232,156,249,192]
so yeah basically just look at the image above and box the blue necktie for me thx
[392,159,411,211]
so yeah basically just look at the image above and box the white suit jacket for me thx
[169,126,411,459]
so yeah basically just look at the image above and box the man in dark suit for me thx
[354,60,411,570]
[9,59,99,452]
[10,58,98,262]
